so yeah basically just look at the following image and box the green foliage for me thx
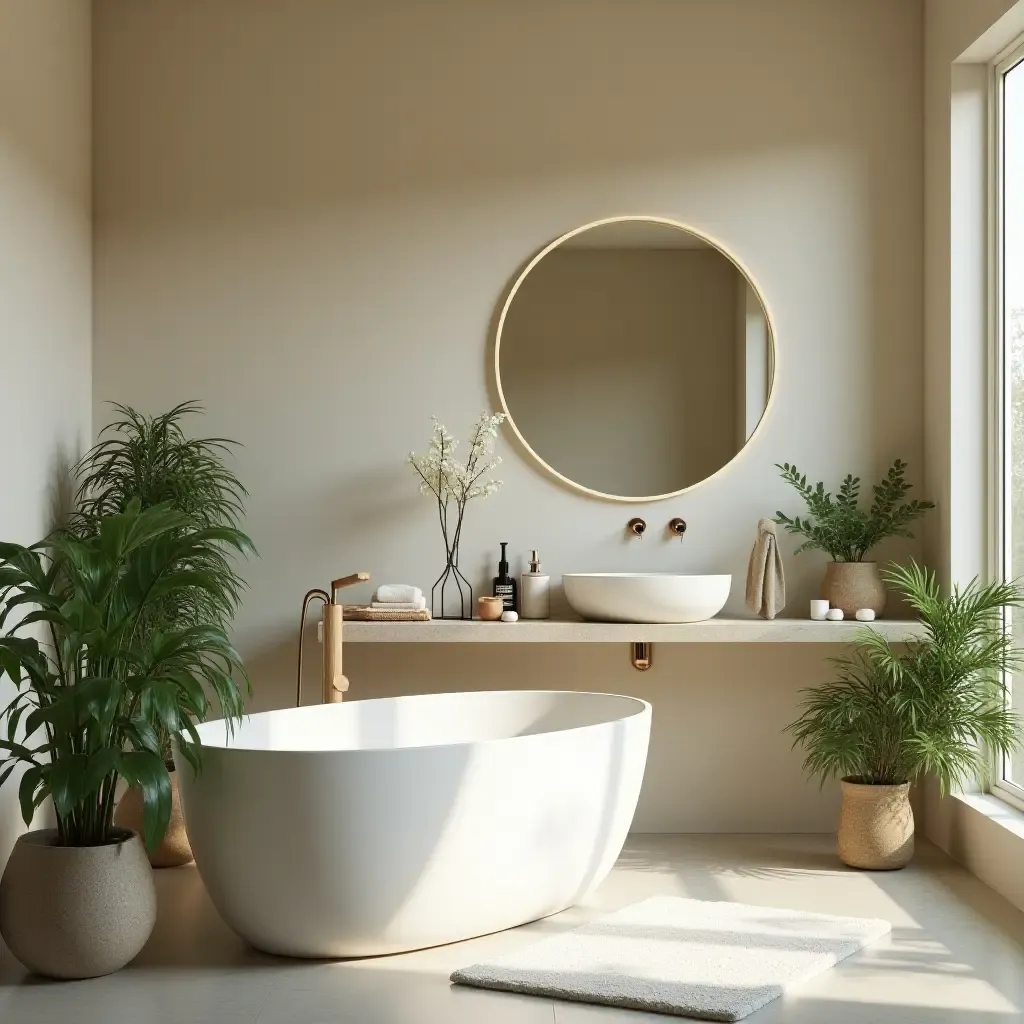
[72,401,249,635]
[787,562,1023,794]
[71,402,252,758]
[0,502,251,848]
[774,459,933,562]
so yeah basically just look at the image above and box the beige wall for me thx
[500,247,741,497]
[0,0,92,866]
[93,0,924,832]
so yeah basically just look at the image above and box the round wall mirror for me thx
[495,217,775,501]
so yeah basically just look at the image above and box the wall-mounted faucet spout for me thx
[627,518,647,538]
[295,572,370,707]
[668,518,687,541]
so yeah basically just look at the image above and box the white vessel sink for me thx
[562,573,732,623]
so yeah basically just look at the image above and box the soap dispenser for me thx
[520,549,550,620]
[492,542,517,612]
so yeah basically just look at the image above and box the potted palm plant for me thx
[774,459,933,616]
[787,562,1023,869]
[72,401,249,867]
[0,501,251,977]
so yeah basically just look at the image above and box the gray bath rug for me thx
[451,896,890,1021]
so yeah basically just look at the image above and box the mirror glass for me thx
[496,218,774,500]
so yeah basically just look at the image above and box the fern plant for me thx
[73,402,249,629]
[71,402,252,759]
[774,459,933,562]
[787,562,1023,793]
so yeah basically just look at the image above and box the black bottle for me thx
[492,542,518,612]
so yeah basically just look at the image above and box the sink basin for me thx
[562,573,732,623]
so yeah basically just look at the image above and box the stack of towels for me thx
[344,584,430,622]
[372,584,426,611]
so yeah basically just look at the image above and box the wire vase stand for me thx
[431,544,474,620]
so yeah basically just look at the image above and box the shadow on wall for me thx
[0,452,78,870]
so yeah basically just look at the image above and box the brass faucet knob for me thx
[669,518,687,539]
[627,518,647,538]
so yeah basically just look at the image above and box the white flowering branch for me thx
[408,413,505,615]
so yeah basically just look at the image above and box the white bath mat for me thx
[451,896,890,1021]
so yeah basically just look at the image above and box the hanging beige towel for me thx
[746,518,786,619]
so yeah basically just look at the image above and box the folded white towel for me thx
[374,584,423,604]
[371,597,426,611]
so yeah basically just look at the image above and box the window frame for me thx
[990,34,1024,813]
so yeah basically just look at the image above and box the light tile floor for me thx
[2,834,1024,1023]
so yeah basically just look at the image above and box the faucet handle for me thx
[627,518,647,538]
[668,518,687,541]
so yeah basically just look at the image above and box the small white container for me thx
[501,610,519,623]
[826,608,844,621]
[855,608,876,622]
[810,599,829,621]
[520,550,550,620]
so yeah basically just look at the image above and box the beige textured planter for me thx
[0,828,156,978]
[116,768,193,868]
[821,561,887,618]
[836,780,914,870]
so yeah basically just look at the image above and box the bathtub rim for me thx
[190,689,651,755]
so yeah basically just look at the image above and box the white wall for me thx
[0,0,92,866]
[92,0,925,832]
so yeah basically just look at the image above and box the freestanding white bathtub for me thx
[176,690,650,958]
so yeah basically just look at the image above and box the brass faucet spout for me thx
[331,572,371,599]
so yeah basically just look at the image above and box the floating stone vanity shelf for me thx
[343,618,926,643]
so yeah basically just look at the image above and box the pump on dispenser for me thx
[520,549,550,620]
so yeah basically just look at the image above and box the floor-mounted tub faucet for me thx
[295,572,370,707]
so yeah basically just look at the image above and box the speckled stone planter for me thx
[837,781,914,870]
[821,561,887,618]
[116,769,193,868]
[0,828,156,978]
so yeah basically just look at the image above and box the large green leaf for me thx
[17,765,43,826]
[0,544,47,590]
[81,748,119,799]
[47,755,89,818]
[118,750,171,850]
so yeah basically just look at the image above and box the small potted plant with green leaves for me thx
[774,458,933,616]
[71,401,250,867]
[787,562,1022,869]
[0,501,251,978]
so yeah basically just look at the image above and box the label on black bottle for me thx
[494,583,515,611]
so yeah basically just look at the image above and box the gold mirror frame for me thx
[494,215,779,503]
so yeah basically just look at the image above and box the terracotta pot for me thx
[821,561,887,618]
[0,828,156,978]
[836,780,914,870]
[115,768,193,868]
